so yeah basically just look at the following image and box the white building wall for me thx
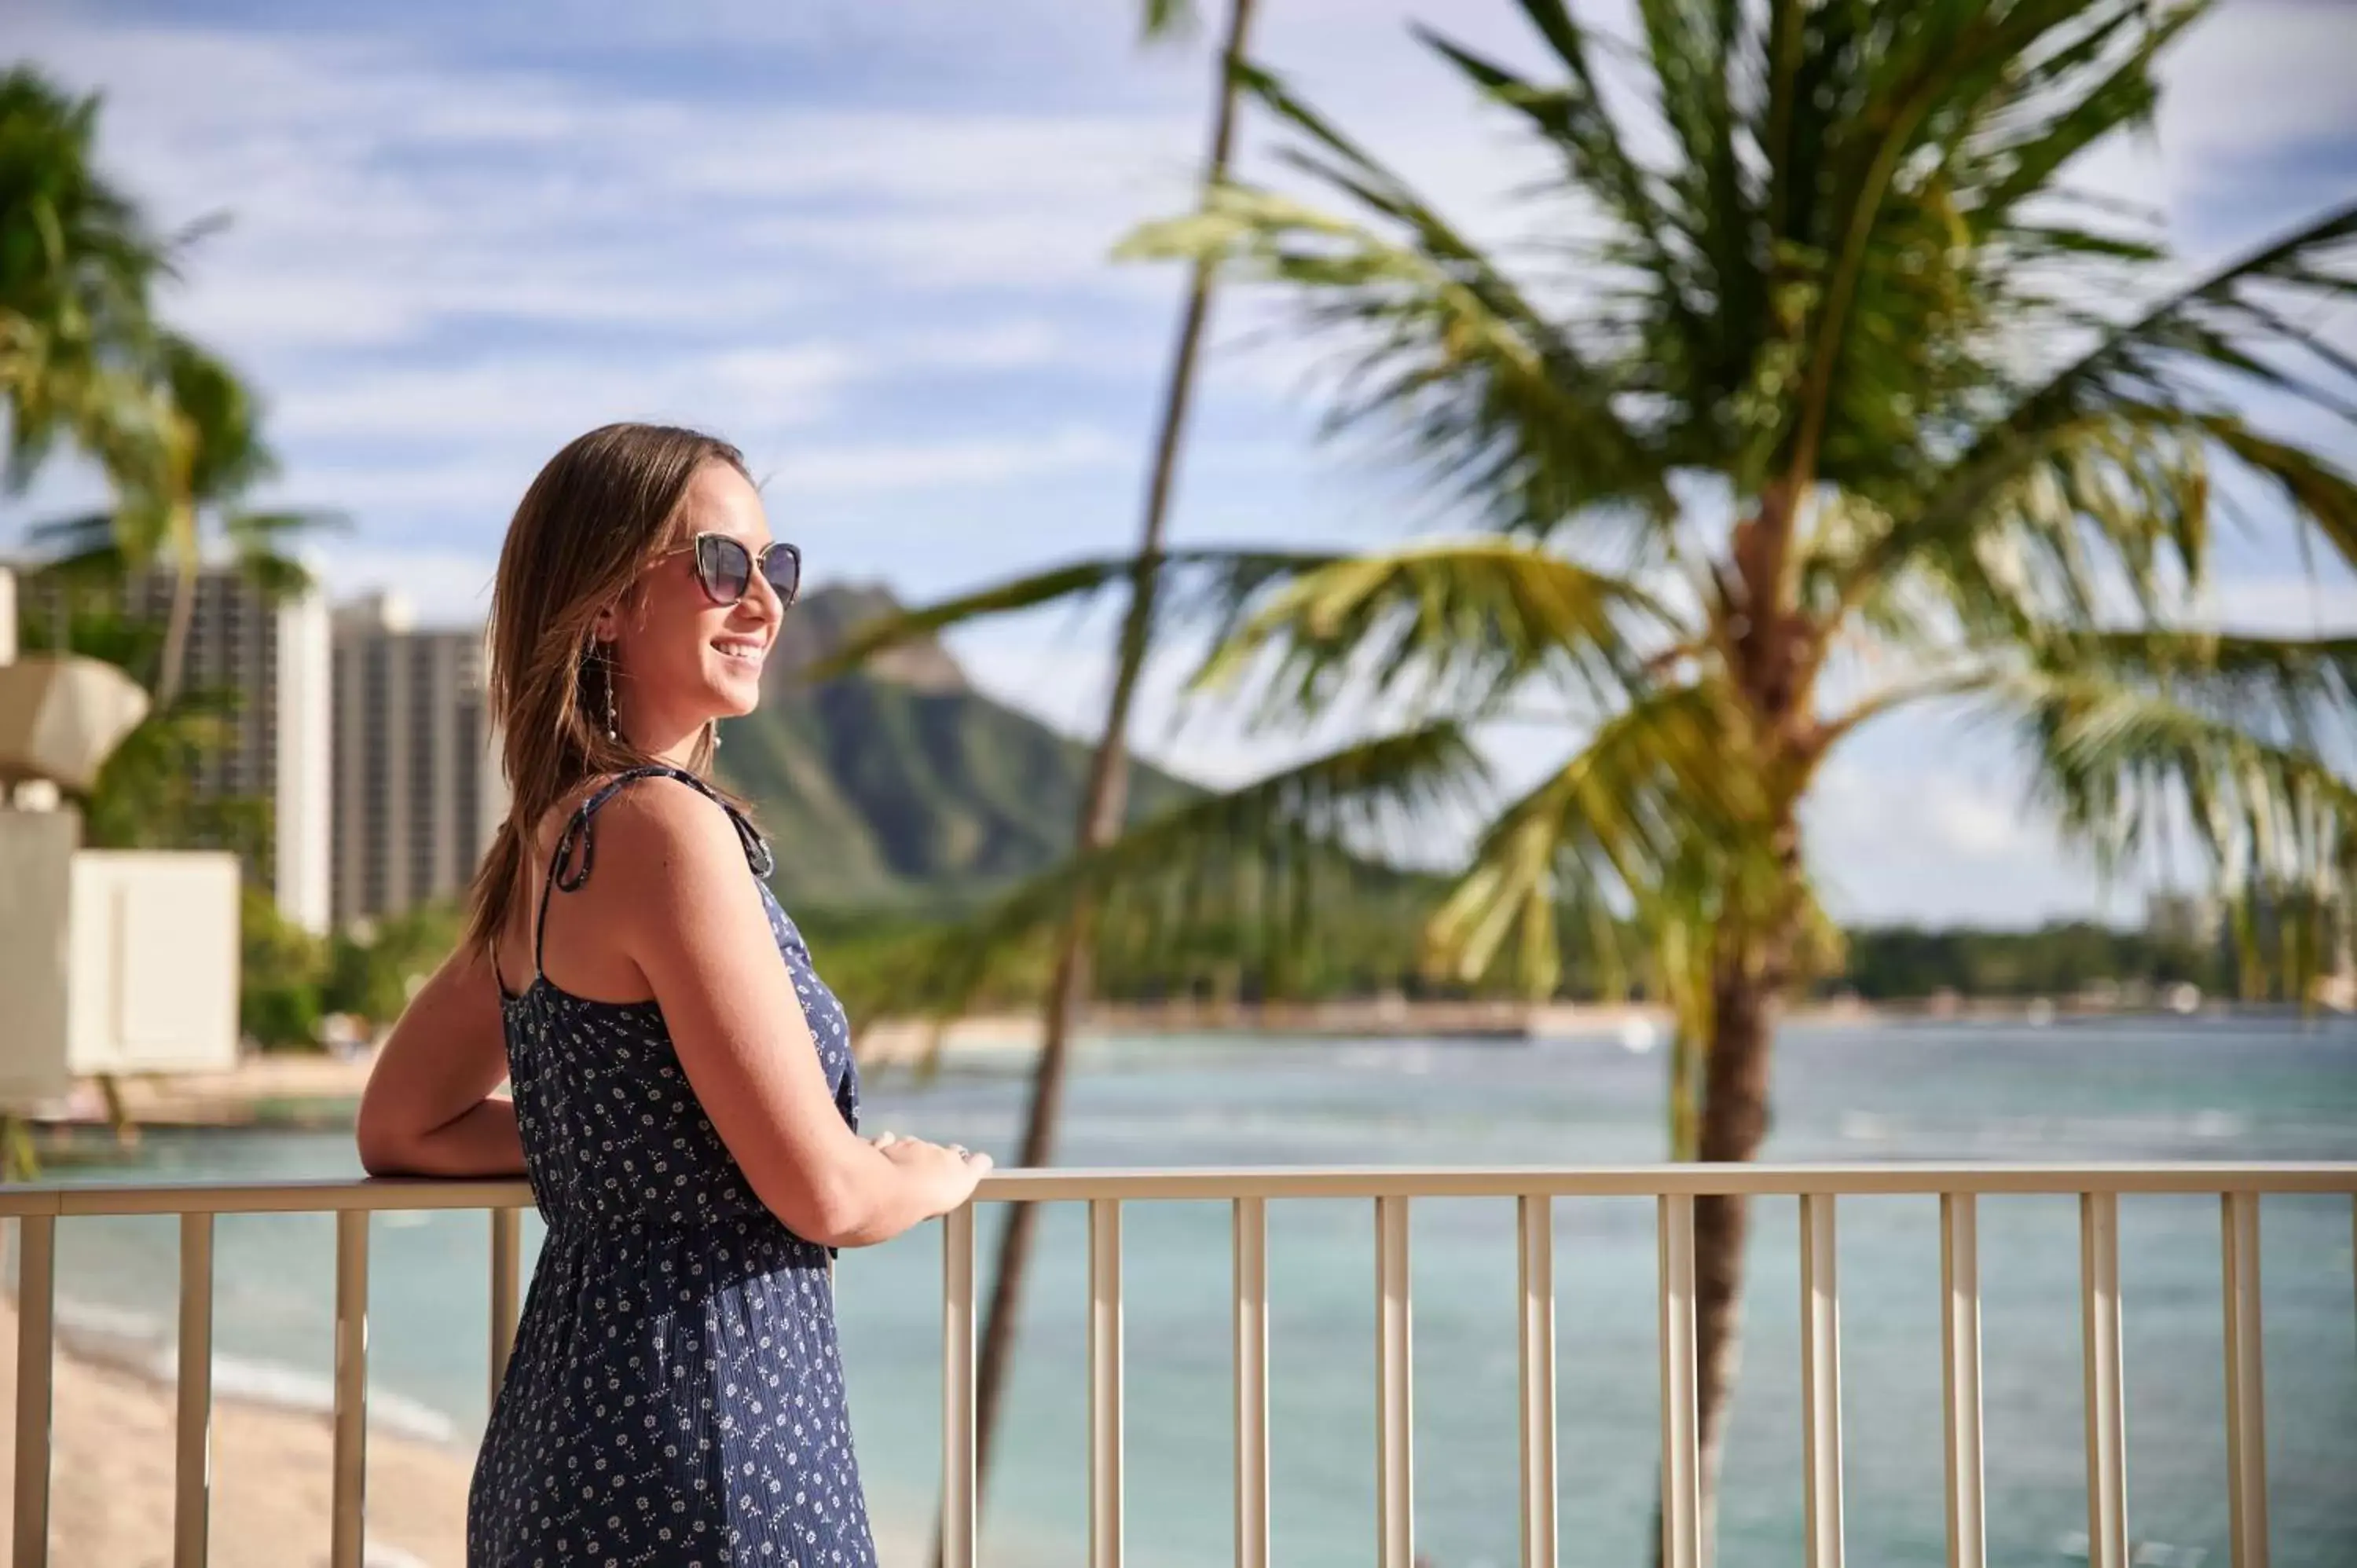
[274,584,334,932]
[68,851,240,1074]
[0,808,78,1105]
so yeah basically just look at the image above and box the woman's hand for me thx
[871,1131,991,1217]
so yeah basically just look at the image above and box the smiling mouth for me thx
[712,638,768,666]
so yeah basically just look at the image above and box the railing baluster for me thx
[2080,1192,2128,1568]
[489,1207,521,1412]
[175,1213,214,1568]
[941,1203,977,1568]
[1233,1196,1270,1568]
[1089,1199,1124,1568]
[13,1212,55,1568]
[2221,1192,2268,1568]
[330,1210,369,1568]
[1800,1193,1845,1568]
[1658,1195,1701,1568]
[1940,1193,1985,1568]
[1375,1195,1413,1568]
[1516,1194,1557,1568]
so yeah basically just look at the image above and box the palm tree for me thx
[2,68,321,704]
[30,330,339,705]
[0,65,174,504]
[841,1,2357,1557]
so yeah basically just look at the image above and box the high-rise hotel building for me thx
[329,594,508,929]
[11,562,333,932]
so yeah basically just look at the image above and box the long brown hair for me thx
[464,422,751,964]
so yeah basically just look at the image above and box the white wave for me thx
[52,1294,462,1447]
[52,1296,166,1343]
[1840,1112,1890,1142]
[163,1350,461,1445]
[364,1546,436,1568]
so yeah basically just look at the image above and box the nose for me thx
[741,564,783,625]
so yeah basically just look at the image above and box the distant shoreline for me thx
[27,992,2344,1133]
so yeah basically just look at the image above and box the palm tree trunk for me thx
[1687,949,1779,1564]
[154,538,196,708]
[950,0,1261,1555]
[1648,478,1811,1565]
[1649,932,1786,1568]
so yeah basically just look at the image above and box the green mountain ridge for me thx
[714,584,1190,910]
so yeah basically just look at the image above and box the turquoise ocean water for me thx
[31,1017,2357,1566]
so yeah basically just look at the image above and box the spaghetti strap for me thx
[530,764,773,980]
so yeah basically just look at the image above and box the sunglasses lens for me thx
[695,536,752,603]
[761,546,801,607]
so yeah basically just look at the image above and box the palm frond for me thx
[2198,416,2357,570]
[0,68,175,492]
[1899,201,2357,542]
[220,506,347,600]
[1194,537,1681,725]
[1120,62,1674,537]
[22,508,119,560]
[1411,8,1719,390]
[1140,0,1199,40]
[1426,681,1772,994]
[808,547,1343,682]
[2061,629,2357,753]
[156,331,273,505]
[1819,197,2357,627]
[1999,660,2357,896]
[1778,3,2235,497]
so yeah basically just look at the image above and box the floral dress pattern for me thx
[468,764,875,1567]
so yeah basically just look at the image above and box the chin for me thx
[713,676,765,717]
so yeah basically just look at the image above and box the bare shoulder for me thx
[581,775,753,914]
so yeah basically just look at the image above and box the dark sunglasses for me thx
[683,533,802,609]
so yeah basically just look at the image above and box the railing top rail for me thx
[2,1162,2353,1216]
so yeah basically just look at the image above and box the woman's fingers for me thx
[872,1130,985,1172]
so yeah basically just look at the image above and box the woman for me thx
[357,423,988,1566]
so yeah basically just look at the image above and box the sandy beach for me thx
[0,1297,471,1566]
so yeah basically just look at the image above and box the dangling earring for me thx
[707,718,722,752]
[602,647,620,743]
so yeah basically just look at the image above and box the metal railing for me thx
[4,1163,2353,1568]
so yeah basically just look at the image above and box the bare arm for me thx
[600,781,985,1247]
[356,943,526,1178]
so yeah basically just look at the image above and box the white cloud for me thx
[1802,753,2124,925]
[1927,788,2032,859]
[771,427,1132,495]
[272,347,855,443]
[2161,1,2357,174]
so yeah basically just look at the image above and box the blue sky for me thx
[9,0,2357,925]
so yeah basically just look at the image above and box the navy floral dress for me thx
[470,765,875,1567]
